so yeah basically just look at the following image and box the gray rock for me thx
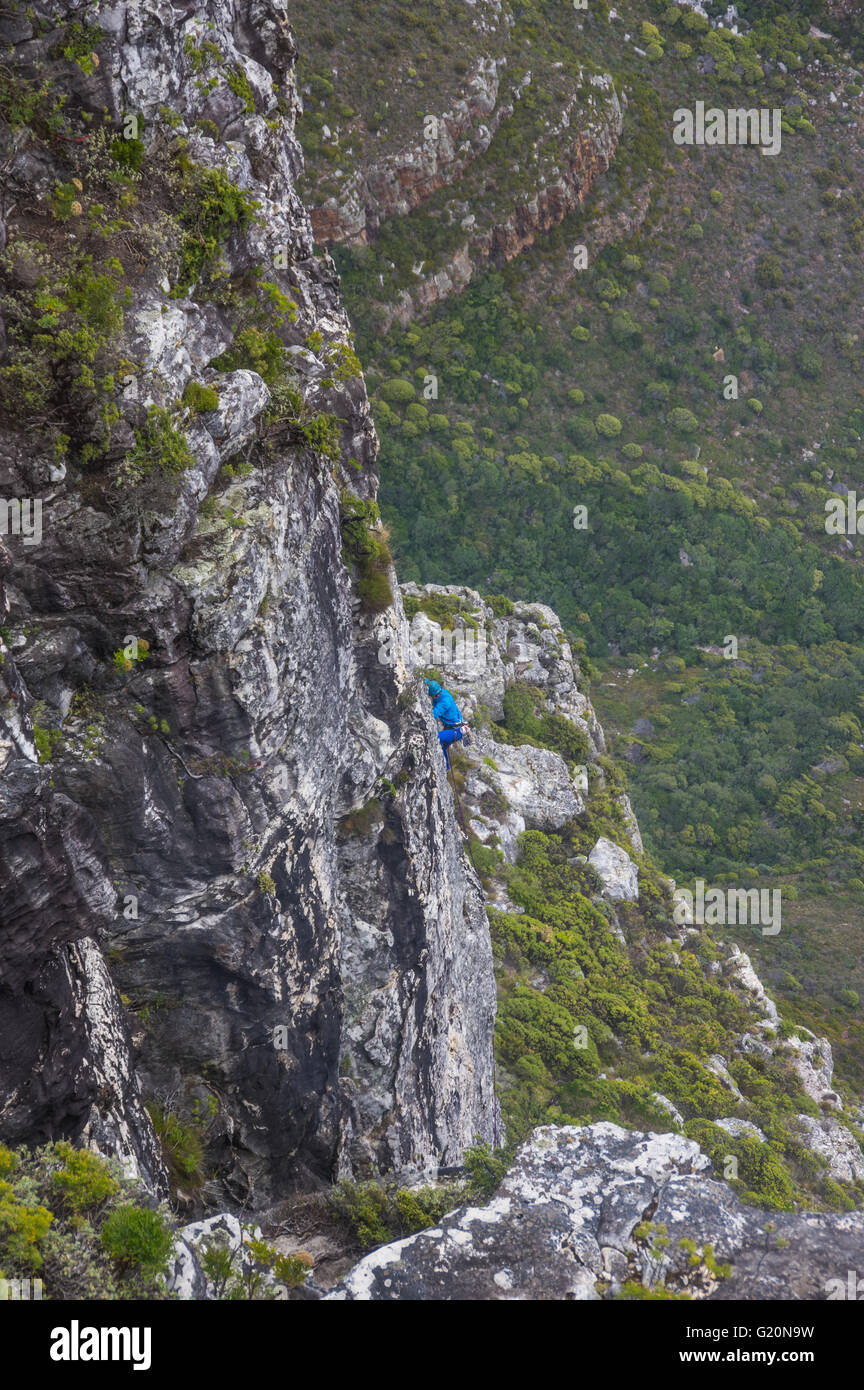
[715,1118,766,1143]
[329,1123,864,1300]
[794,1115,864,1182]
[588,836,639,901]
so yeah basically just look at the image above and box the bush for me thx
[379,377,416,404]
[464,1138,510,1199]
[212,326,285,385]
[145,1102,205,1192]
[795,346,822,380]
[174,160,258,295]
[100,1205,173,1274]
[483,593,514,618]
[328,1179,461,1250]
[120,407,193,485]
[668,407,699,434]
[568,415,597,445]
[596,413,623,437]
[755,254,784,289]
[51,1145,119,1213]
[0,1181,53,1270]
[492,682,589,763]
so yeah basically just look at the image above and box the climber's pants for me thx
[438,728,462,767]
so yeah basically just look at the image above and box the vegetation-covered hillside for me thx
[292,0,864,1092]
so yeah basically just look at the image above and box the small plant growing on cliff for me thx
[145,1101,206,1194]
[172,156,258,295]
[328,1179,461,1251]
[112,637,149,673]
[463,1138,510,1200]
[119,407,193,486]
[339,492,393,611]
[32,723,63,763]
[182,380,220,414]
[227,64,256,113]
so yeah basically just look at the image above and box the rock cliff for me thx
[0,0,496,1207]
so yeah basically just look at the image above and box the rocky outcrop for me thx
[310,57,507,245]
[0,0,496,1205]
[328,1123,864,1300]
[588,835,639,901]
[380,76,625,330]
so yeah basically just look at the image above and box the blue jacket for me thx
[432,688,462,727]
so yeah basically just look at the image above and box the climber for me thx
[425,678,464,769]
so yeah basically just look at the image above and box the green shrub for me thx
[212,326,285,385]
[483,593,514,618]
[100,1205,173,1274]
[52,1144,119,1213]
[227,65,256,114]
[596,413,623,437]
[755,254,784,289]
[119,407,193,486]
[668,407,699,434]
[379,377,416,404]
[492,682,589,764]
[0,1181,53,1270]
[174,159,258,295]
[328,1179,461,1250]
[463,1138,510,1199]
[795,345,822,380]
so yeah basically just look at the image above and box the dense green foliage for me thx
[489,818,864,1214]
[0,1143,174,1298]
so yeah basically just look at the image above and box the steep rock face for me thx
[328,1123,864,1301]
[0,0,496,1204]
